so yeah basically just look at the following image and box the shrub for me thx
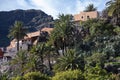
[84,64,111,80]
[52,70,85,80]
[0,74,8,80]
[12,76,24,80]
[23,72,50,80]
[85,53,106,67]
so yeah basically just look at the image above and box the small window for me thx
[81,16,83,19]
[87,16,90,19]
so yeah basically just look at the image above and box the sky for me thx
[0,0,109,19]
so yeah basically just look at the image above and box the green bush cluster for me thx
[12,72,50,80]
[52,70,85,80]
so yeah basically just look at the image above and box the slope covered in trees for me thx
[1,0,120,80]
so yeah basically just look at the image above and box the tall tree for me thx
[26,46,47,73]
[53,49,84,72]
[8,21,27,51]
[106,0,120,26]
[84,4,97,12]
[30,43,45,64]
[10,51,28,76]
[50,14,74,54]
[44,42,55,70]
[84,64,111,80]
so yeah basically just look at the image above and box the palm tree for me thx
[44,42,55,70]
[84,4,97,12]
[31,42,55,71]
[50,14,74,55]
[8,21,27,51]
[0,74,8,80]
[106,0,120,26]
[10,50,28,76]
[53,49,84,72]
[29,43,47,73]
[30,43,45,64]
[26,48,47,73]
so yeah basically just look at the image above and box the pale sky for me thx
[0,0,109,18]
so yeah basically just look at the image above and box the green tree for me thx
[12,76,24,80]
[106,0,120,26]
[84,64,111,80]
[0,74,8,80]
[52,70,85,80]
[85,53,106,67]
[23,72,50,80]
[28,44,47,73]
[84,4,97,12]
[24,50,41,72]
[82,19,115,54]
[50,14,74,55]
[54,49,84,72]
[10,50,28,76]
[44,42,55,70]
[8,21,27,51]
[12,72,50,80]
[10,49,47,76]
[30,43,45,64]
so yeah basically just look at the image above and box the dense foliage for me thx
[52,70,85,80]
[1,0,120,79]
[12,72,50,80]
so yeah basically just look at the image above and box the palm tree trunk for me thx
[21,61,24,76]
[17,39,19,51]
[117,13,120,26]
[56,49,60,55]
[40,54,44,64]
[47,53,52,70]
[62,38,66,55]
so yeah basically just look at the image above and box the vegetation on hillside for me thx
[1,0,120,80]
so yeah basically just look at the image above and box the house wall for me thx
[74,11,99,21]
[6,27,54,54]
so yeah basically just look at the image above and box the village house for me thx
[73,11,99,25]
[6,27,53,56]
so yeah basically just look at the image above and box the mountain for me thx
[0,9,54,47]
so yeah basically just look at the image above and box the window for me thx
[87,16,90,19]
[81,16,83,19]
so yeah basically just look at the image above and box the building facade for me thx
[74,11,99,22]
[6,27,53,54]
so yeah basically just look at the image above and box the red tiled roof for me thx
[41,27,53,34]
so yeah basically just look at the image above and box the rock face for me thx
[0,9,53,47]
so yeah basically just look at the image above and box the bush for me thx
[0,74,8,80]
[84,64,111,80]
[12,76,24,80]
[23,72,50,80]
[85,53,106,67]
[52,70,85,80]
